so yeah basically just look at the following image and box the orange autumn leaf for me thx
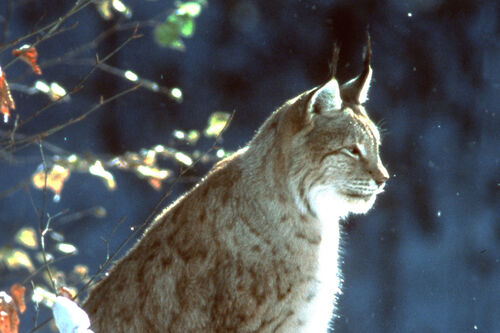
[12,45,42,75]
[32,164,70,198]
[57,287,74,299]
[9,285,25,314]
[0,67,15,123]
[1,105,9,122]
[72,264,89,281]
[0,290,19,333]
[148,177,163,190]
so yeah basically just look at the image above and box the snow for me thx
[52,296,93,333]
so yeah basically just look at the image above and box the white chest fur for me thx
[299,187,347,332]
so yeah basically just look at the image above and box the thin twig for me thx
[37,141,57,293]
[0,28,142,146]
[0,0,93,55]
[4,84,140,151]
[22,252,75,285]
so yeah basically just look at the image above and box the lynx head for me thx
[270,35,389,219]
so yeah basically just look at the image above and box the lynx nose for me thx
[371,163,389,187]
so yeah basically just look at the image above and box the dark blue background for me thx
[0,0,498,332]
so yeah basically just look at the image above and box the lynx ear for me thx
[340,33,372,104]
[307,44,343,116]
[307,78,342,116]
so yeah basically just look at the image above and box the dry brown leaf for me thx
[12,45,42,75]
[0,67,15,123]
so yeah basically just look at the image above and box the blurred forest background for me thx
[0,0,498,332]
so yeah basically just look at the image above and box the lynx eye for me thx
[342,145,362,159]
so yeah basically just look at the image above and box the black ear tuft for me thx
[340,32,372,104]
[329,43,341,79]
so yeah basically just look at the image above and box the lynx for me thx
[84,37,389,333]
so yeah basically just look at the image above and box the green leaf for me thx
[170,39,186,51]
[179,2,202,17]
[154,23,180,47]
[56,243,78,255]
[186,130,200,144]
[174,152,193,166]
[15,227,38,249]
[205,112,231,137]
[154,1,205,49]
[180,19,195,37]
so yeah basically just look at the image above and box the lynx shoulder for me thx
[84,37,389,333]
